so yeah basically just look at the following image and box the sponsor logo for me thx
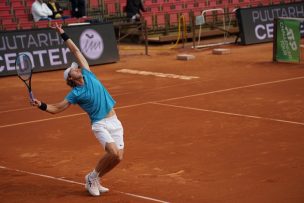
[79,29,104,60]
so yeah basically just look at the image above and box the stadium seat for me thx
[155,12,166,28]
[19,22,34,30]
[3,23,18,31]
[143,13,154,27]
[168,11,179,26]
[10,0,24,8]
[0,13,15,23]
[0,9,11,16]
[88,0,100,8]
[25,0,35,7]
[34,20,50,28]
[146,4,161,13]
[0,2,8,7]
[63,10,71,16]
[105,2,116,15]
[185,1,195,10]
[0,5,10,12]
[14,8,28,16]
[162,2,183,12]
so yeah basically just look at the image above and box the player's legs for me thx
[86,115,124,196]
[94,114,124,176]
[95,142,124,177]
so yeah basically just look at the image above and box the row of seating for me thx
[0,0,87,30]
[87,0,299,20]
[0,0,301,31]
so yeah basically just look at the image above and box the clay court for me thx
[0,41,304,203]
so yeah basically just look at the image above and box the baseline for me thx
[1,76,304,128]
[152,102,304,126]
[1,75,303,114]
[0,165,169,203]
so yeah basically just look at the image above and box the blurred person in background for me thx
[70,0,87,18]
[47,0,69,20]
[31,0,53,22]
[125,0,145,22]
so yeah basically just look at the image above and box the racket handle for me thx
[29,91,35,102]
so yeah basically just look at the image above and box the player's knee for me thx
[109,150,122,162]
[105,142,123,162]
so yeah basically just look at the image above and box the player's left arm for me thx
[33,98,70,114]
[51,23,90,72]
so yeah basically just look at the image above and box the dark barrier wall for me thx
[237,2,304,45]
[0,23,119,77]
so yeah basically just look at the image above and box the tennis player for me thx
[32,23,124,197]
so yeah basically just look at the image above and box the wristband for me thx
[39,102,47,111]
[61,33,70,41]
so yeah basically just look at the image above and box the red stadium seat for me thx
[145,4,157,13]
[89,0,100,8]
[0,9,11,16]
[63,10,71,16]
[14,8,28,16]
[34,20,50,28]
[10,0,24,8]
[0,2,8,7]
[25,0,35,7]
[1,18,14,24]
[3,23,18,31]
[168,11,179,26]
[14,13,30,20]
[19,22,34,30]
[0,5,11,12]
[106,2,116,15]
[155,12,166,28]
[143,13,154,27]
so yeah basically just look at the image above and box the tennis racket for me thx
[15,54,35,102]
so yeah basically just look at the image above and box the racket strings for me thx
[16,55,32,81]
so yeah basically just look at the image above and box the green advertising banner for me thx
[275,18,301,63]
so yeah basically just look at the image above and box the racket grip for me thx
[29,91,35,102]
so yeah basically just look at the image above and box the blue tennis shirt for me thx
[65,68,116,124]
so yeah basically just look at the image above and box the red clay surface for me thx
[0,41,304,203]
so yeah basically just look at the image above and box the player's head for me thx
[64,62,82,87]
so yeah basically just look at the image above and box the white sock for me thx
[90,169,99,178]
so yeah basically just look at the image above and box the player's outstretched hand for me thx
[31,98,41,107]
[50,22,64,34]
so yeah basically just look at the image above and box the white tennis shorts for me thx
[92,115,124,150]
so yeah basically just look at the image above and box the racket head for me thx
[15,54,32,81]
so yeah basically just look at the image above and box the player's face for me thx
[69,68,82,80]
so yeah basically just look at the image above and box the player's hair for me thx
[66,79,77,88]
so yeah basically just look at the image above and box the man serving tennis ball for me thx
[32,23,124,197]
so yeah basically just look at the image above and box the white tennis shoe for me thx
[97,181,109,193]
[85,173,100,196]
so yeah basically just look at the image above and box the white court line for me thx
[116,69,199,80]
[0,165,169,203]
[152,102,304,126]
[0,106,33,114]
[0,102,149,129]
[0,82,200,115]
[2,75,303,115]
[156,76,304,102]
[1,76,304,129]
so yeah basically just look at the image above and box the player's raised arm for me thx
[51,23,90,71]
